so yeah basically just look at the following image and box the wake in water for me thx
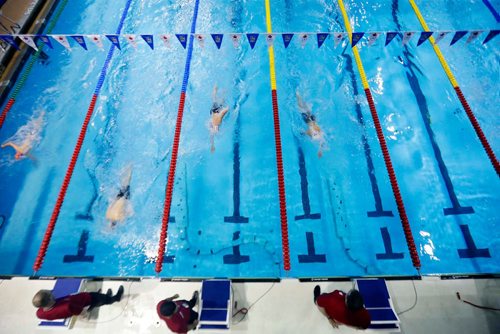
[1,110,45,161]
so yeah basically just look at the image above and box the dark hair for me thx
[345,289,364,311]
[159,301,176,317]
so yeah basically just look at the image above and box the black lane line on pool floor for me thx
[298,232,326,263]
[63,230,94,263]
[391,0,474,216]
[295,146,321,221]
[342,52,394,218]
[376,227,404,260]
[224,111,248,224]
[457,225,491,259]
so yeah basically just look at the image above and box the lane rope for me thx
[264,0,291,271]
[33,0,133,273]
[155,0,201,274]
[408,0,499,177]
[0,0,69,130]
[337,0,421,271]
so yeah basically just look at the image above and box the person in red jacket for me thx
[33,286,124,320]
[157,291,199,333]
[314,285,371,329]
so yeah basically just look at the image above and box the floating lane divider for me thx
[155,0,201,274]
[0,0,69,131]
[33,0,133,273]
[264,0,291,271]
[408,0,500,177]
[337,0,421,271]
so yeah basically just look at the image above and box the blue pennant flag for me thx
[176,34,187,49]
[450,31,467,45]
[351,32,364,47]
[106,35,121,50]
[37,35,53,48]
[317,33,329,48]
[417,32,433,46]
[141,35,154,49]
[282,33,294,48]
[0,35,20,50]
[71,35,87,50]
[211,34,223,49]
[385,32,398,46]
[483,30,499,44]
[246,33,259,49]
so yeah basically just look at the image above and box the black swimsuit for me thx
[210,103,222,115]
[301,112,316,123]
[116,185,130,200]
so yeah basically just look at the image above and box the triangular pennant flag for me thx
[246,33,259,49]
[87,35,103,49]
[71,35,87,50]
[0,35,20,50]
[402,32,415,45]
[211,34,223,49]
[106,35,121,50]
[19,35,38,51]
[37,35,53,48]
[450,31,467,45]
[175,34,187,49]
[434,31,449,44]
[282,33,294,48]
[367,32,380,46]
[195,34,205,48]
[266,34,275,47]
[417,32,433,46]
[52,35,71,51]
[159,34,171,47]
[124,34,137,48]
[385,32,398,46]
[334,32,345,47]
[351,32,364,47]
[466,31,482,44]
[141,35,154,49]
[317,33,329,48]
[483,30,499,44]
[299,33,309,48]
[230,34,241,48]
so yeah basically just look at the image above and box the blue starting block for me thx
[198,279,232,330]
[355,278,400,331]
[38,278,84,329]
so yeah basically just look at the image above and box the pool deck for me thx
[0,0,57,99]
[0,277,498,333]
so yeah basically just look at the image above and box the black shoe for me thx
[191,291,199,306]
[106,289,112,297]
[113,285,124,302]
[314,285,321,303]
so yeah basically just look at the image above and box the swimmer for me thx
[209,84,230,153]
[106,165,133,227]
[296,91,325,157]
[1,111,44,161]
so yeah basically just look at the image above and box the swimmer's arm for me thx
[296,91,310,112]
[212,84,218,101]
[164,294,180,302]
[1,142,20,151]
[220,106,229,117]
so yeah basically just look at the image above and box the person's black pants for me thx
[183,295,198,324]
[89,292,114,309]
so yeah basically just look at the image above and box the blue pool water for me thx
[0,0,498,278]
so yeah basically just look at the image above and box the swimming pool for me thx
[0,0,498,278]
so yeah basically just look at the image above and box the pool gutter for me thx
[0,0,59,103]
